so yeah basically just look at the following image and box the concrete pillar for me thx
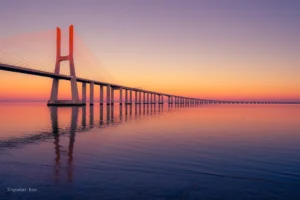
[154,94,156,104]
[90,82,94,105]
[135,90,138,104]
[147,93,149,104]
[143,92,146,104]
[100,85,104,105]
[82,83,86,104]
[106,85,110,105]
[120,88,123,105]
[130,90,132,104]
[139,91,141,104]
[125,89,128,103]
[111,88,114,104]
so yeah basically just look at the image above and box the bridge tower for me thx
[48,25,84,106]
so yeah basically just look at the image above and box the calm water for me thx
[0,103,300,200]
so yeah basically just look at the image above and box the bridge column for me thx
[139,91,141,104]
[154,94,157,104]
[153,93,155,104]
[111,88,114,105]
[100,85,104,105]
[82,83,86,104]
[106,85,111,105]
[147,93,149,104]
[130,90,132,104]
[90,82,94,105]
[125,89,128,104]
[119,88,123,105]
[143,92,146,104]
[135,90,138,104]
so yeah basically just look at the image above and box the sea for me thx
[0,102,300,200]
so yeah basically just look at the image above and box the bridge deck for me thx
[1,63,298,104]
[0,63,177,97]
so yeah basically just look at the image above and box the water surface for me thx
[0,103,300,199]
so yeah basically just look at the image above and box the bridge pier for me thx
[138,91,141,104]
[160,95,164,104]
[130,90,133,104]
[143,92,146,104]
[119,88,123,105]
[90,82,94,105]
[135,90,138,104]
[100,85,104,105]
[47,25,83,106]
[82,83,86,104]
[106,85,111,105]
[111,88,114,105]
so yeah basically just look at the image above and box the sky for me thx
[0,0,299,102]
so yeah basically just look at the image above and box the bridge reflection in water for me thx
[0,103,201,184]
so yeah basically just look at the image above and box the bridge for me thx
[0,25,296,105]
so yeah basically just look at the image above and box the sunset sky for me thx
[0,0,299,102]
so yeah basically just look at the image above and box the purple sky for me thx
[0,0,299,101]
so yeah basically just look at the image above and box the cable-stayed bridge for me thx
[0,25,294,105]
